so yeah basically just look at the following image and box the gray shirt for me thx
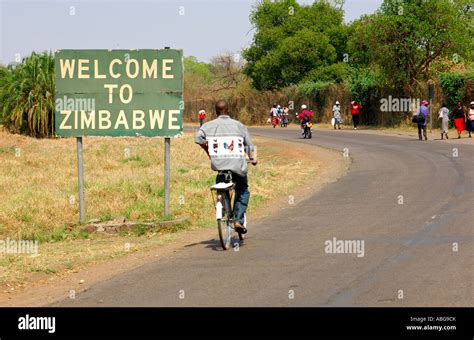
[195,115,254,176]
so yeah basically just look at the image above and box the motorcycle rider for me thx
[297,105,314,136]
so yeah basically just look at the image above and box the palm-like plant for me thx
[0,51,55,138]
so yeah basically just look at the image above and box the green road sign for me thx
[55,49,183,137]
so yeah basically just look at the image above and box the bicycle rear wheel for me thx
[217,192,232,250]
[217,219,232,250]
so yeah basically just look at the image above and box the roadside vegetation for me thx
[0,52,55,137]
[0,1,472,137]
[192,0,473,126]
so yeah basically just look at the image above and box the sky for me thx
[0,0,383,65]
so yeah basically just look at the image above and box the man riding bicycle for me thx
[195,100,257,234]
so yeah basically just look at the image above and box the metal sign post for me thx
[163,47,171,217]
[76,137,85,224]
[164,137,171,216]
[428,83,435,133]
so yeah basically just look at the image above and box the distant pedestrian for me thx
[332,101,342,130]
[438,103,449,140]
[452,102,466,139]
[270,104,278,118]
[270,104,278,127]
[277,105,283,116]
[198,109,206,127]
[416,100,429,141]
[350,101,362,130]
[467,101,474,138]
[277,105,283,125]
[282,106,289,127]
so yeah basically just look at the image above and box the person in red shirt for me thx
[198,109,206,127]
[297,105,314,135]
[350,101,362,130]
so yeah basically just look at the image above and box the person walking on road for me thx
[438,103,450,140]
[416,100,429,141]
[282,106,289,127]
[277,105,283,125]
[195,100,257,234]
[198,109,206,127]
[452,102,466,139]
[467,101,474,138]
[350,101,362,130]
[270,104,278,127]
[332,101,342,130]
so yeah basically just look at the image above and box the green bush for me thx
[439,72,474,108]
[348,68,382,105]
[304,62,350,84]
[297,80,332,99]
[0,51,55,138]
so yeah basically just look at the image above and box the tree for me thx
[347,0,473,96]
[209,54,246,93]
[243,0,347,90]
[184,56,214,83]
[0,52,55,138]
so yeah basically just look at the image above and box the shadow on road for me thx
[184,238,246,252]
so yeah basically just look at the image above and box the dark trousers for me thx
[199,119,204,127]
[418,124,427,140]
[352,114,360,128]
[216,172,250,224]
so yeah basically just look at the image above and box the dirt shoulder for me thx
[0,135,349,306]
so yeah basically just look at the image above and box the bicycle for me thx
[210,170,246,250]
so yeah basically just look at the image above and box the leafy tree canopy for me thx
[243,0,347,90]
[347,0,473,95]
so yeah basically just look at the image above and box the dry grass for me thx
[0,128,331,284]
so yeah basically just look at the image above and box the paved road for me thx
[56,128,473,307]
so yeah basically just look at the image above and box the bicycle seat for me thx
[210,182,234,190]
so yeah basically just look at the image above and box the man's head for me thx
[215,100,229,116]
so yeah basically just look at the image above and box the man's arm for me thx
[195,128,210,158]
[242,125,257,165]
[199,143,210,158]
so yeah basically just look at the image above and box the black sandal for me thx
[234,225,247,234]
